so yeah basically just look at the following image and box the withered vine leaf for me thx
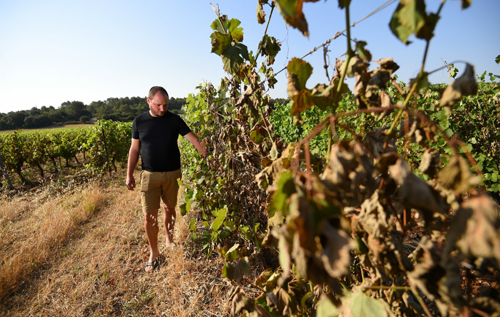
[342,56,369,78]
[254,269,280,292]
[364,128,397,157]
[461,0,471,9]
[445,196,500,264]
[408,237,445,302]
[437,155,481,194]
[255,143,296,190]
[316,221,353,279]
[223,257,250,282]
[418,149,440,178]
[210,29,232,56]
[440,195,500,311]
[231,292,255,315]
[439,63,478,109]
[386,155,447,225]
[274,0,320,37]
[288,58,340,119]
[322,141,376,204]
[257,0,267,24]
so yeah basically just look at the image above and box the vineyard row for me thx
[0,120,131,189]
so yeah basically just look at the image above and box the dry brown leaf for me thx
[437,156,481,194]
[408,237,445,301]
[387,156,447,225]
[316,222,353,279]
[322,141,375,205]
[439,63,478,109]
[448,196,500,264]
[418,149,440,178]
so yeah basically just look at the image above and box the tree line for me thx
[0,96,289,131]
[0,96,183,131]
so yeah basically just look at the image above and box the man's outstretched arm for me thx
[184,132,207,158]
[126,138,141,190]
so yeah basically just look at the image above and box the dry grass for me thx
[0,170,232,316]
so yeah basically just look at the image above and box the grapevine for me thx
[178,1,500,316]
[0,120,132,189]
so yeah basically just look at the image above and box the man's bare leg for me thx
[163,205,176,249]
[144,210,160,271]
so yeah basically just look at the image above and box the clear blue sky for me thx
[1,0,499,113]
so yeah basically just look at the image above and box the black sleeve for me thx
[132,117,139,139]
[178,116,192,136]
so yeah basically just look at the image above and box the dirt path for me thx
[0,172,231,316]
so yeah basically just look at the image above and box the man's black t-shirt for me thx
[132,111,192,172]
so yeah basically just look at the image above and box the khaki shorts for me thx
[140,169,182,213]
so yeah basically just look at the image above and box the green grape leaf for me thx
[310,84,338,111]
[287,58,312,91]
[273,171,296,213]
[389,0,428,44]
[409,72,430,94]
[250,121,267,144]
[225,243,240,261]
[317,297,338,317]
[496,55,500,64]
[221,43,249,74]
[225,19,244,42]
[250,129,265,144]
[259,35,281,65]
[211,207,228,231]
[355,41,372,62]
[461,0,471,9]
[416,12,440,41]
[344,291,393,317]
[210,31,232,56]
[210,18,226,34]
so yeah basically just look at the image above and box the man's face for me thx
[147,92,168,117]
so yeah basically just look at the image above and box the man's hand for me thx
[184,132,208,158]
[201,148,208,158]
[126,175,136,190]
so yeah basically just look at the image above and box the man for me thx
[126,86,206,272]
